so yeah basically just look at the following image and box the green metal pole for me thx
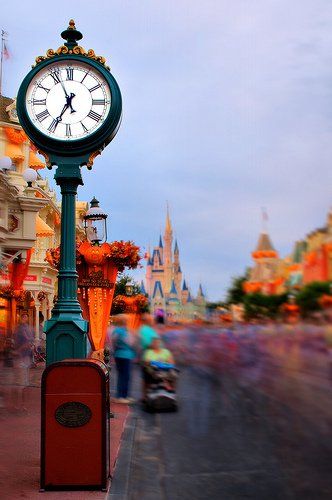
[53,164,82,315]
[44,161,88,365]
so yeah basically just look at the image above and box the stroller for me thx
[143,361,179,412]
[32,344,46,365]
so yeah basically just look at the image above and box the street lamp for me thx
[23,167,38,187]
[84,197,108,245]
[0,156,12,172]
[125,282,134,296]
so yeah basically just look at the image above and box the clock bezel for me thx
[17,54,122,158]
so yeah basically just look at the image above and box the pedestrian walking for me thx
[111,314,136,404]
[12,312,34,411]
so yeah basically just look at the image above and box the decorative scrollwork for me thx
[37,149,52,169]
[34,45,110,70]
[86,150,101,170]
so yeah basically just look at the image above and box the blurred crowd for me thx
[1,313,332,414]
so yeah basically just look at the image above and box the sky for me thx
[2,0,332,301]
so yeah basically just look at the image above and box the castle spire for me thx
[174,238,179,254]
[159,234,163,248]
[165,202,172,233]
[261,207,268,234]
[170,279,178,295]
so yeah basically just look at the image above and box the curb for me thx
[108,412,138,499]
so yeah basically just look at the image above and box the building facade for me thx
[243,208,332,297]
[244,230,285,295]
[0,96,88,341]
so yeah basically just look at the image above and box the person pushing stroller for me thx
[142,338,179,411]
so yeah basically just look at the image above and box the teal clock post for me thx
[16,20,122,365]
[45,160,87,364]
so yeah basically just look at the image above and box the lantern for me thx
[125,282,134,296]
[84,197,108,245]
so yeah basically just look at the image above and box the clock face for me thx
[25,60,111,141]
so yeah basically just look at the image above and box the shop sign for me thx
[25,275,37,282]
[42,277,52,285]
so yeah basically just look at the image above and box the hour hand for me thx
[67,93,76,113]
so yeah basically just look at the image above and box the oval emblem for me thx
[55,401,92,428]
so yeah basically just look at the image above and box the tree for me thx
[296,281,331,317]
[206,301,227,311]
[244,292,288,320]
[226,270,249,305]
[111,274,142,315]
[113,273,141,297]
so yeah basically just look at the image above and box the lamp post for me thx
[0,156,12,171]
[23,167,38,187]
[125,282,134,296]
[84,197,108,245]
[16,21,122,365]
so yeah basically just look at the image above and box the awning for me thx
[36,215,54,237]
[5,143,24,161]
[29,151,45,170]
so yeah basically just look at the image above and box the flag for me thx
[261,207,268,221]
[3,42,10,60]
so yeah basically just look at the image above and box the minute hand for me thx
[59,80,69,98]
[55,103,69,122]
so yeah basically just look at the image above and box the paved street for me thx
[110,353,332,500]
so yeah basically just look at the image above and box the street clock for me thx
[16,20,123,365]
[17,19,122,163]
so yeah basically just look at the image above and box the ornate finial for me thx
[90,197,99,207]
[34,20,110,69]
[61,19,83,49]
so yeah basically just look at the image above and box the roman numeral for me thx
[32,99,46,106]
[36,109,50,122]
[80,122,89,133]
[81,72,88,83]
[92,99,105,106]
[66,124,72,136]
[48,119,59,133]
[37,83,50,93]
[88,84,101,93]
[87,110,102,121]
[66,68,74,80]
[50,70,61,84]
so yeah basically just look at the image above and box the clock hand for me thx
[67,92,76,114]
[59,79,69,99]
[55,103,69,122]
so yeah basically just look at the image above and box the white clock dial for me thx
[25,60,111,141]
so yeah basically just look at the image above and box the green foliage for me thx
[111,273,149,315]
[111,274,144,315]
[114,273,141,297]
[206,301,227,311]
[244,293,288,320]
[296,281,331,316]
[226,270,249,305]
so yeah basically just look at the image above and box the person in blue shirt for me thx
[112,314,136,403]
[138,313,160,351]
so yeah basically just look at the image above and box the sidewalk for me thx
[0,366,129,500]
